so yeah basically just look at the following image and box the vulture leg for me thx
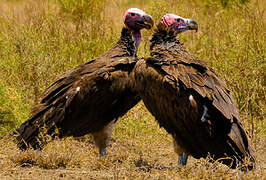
[173,138,189,166]
[178,153,188,166]
[92,119,115,157]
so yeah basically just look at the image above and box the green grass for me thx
[0,0,265,179]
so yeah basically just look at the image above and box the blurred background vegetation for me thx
[0,0,264,146]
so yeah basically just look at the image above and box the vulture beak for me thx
[140,14,154,29]
[187,19,198,32]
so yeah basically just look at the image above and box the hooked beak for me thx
[187,19,198,32]
[137,14,154,29]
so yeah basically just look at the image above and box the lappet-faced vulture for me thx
[134,13,255,170]
[14,8,154,156]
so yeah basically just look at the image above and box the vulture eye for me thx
[176,19,181,23]
[130,13,136,17]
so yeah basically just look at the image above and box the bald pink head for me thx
[160,13,198,34]
[123,8,154,31]
[124,8,147,22]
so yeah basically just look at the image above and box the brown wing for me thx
[15,57,140,150]
[147,52,239,121]
[157,57,254,162]
[135,57,254,169]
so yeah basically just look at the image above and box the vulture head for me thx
[124,8,154,49]
[124,8,154,31]
[158,13,198,35]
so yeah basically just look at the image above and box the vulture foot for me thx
[178,153,188,166]
[92,120,115,156]
[100,148,108,157]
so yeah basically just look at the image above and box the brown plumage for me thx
[134,14,255,170]
[14,8,154,156]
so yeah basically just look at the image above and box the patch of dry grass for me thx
[0,105,265,179]
[0,0,265,179]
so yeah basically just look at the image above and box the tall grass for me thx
[0,0,264,138]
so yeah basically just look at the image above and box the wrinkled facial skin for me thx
[161,13,198,34]
[124,8,154,31]
[172,18,188,32]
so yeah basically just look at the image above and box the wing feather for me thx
[152,59,239,122]
[16,56,139,150]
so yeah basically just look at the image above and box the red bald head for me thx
[124,8,154,31]
[159,13,198,34]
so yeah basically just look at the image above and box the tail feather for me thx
[225,121,255,170]
[14,103,66,150]
[15,118,44,150]
[14,76,76,150]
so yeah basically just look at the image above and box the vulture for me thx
[14,8,154,156]
[134,13,255,170]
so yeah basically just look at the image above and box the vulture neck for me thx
[110,27,140,57]
[150,29,187,59]
[132,30,141,52]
